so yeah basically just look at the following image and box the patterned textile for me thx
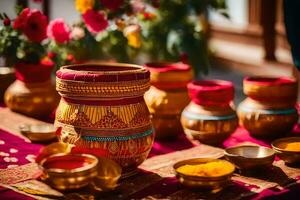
[1,125,300,199]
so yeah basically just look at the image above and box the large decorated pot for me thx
[55,63,154,177]
[238,77,298,137]
[144,62,193,140]
[4,61,59,117]
[181,80,238,145]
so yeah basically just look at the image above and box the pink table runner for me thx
[1,125,300,199]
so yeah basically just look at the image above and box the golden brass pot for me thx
[4,80,59,117]
[55,63,154,178]
[144,62,193,140]
[238,76,298,137]
[181,80,238,145]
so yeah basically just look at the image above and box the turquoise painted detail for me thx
[82,128,154,142]
[182,110,237,121]
[238,106,297,115]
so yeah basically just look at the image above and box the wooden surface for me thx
[0,108,52,140]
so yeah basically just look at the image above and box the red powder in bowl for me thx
[43,154,94,170]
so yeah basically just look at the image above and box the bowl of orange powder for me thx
[173,158,235,190]
[272,137,300,164]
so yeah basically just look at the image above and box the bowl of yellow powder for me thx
[173,158,235,190]
[272,137,300,164]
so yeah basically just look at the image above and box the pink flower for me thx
[47,19,71,44]
[82,9,108,33]
[101,0,123,11]
[71,26,85,40]
[130,0,145,13]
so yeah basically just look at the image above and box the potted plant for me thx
[0,7,59,117]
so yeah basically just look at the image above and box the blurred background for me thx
[0,0,294,104]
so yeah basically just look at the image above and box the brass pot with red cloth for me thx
[238,77,298,137]
[55,63,154,178]
[144,62,193,140]
[4,61,59,117]
[181,80,238,145]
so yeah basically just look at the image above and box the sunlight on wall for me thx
[209,0,249,27]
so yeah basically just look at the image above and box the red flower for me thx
[13,8,48,42]
[101,0,123,11]
[13,8,30,29]
[3,18,10,26]
[82,9,108,33]
[66,54,75,62]
[23,10,48,42]
[47,52,56,59]
[47,18,71,44]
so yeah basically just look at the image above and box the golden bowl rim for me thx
[271,137,300,153]
[19,124,57,141]
[59,62,148,75]
[19,124,57,134]
[40,153,99,174]
[173,158,235,181]
[224,145,275,160]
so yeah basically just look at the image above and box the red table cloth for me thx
[1,124,300,199]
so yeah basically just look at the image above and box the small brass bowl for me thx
[40,153,98,190]
[224,145,275,169]
[272,137,300,164]
[20,124,57,142]
[173,158,235,190]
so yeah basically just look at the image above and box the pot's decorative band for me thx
[238,106,297,115]
[182,110,237,121]
[81,128,154,142]
[56,78,150,98]
[62,96,144,106]
[56,64,150,82]
[243,76,297,102]
[56,100,151,130]
[187,80,234,106]
[56,63,150,98]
